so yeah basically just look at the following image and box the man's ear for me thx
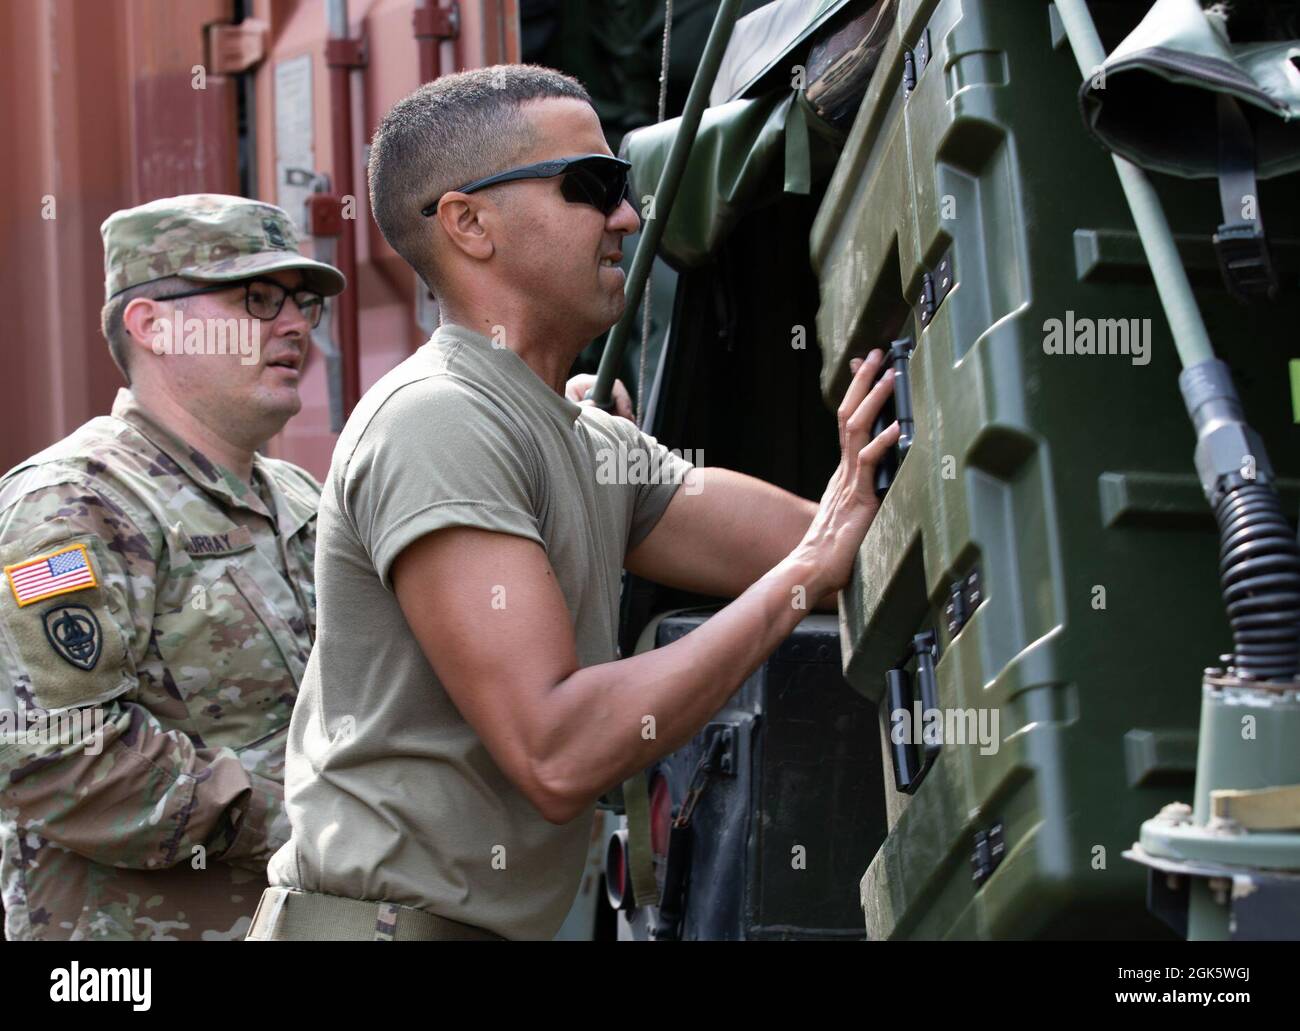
[435,194,496,262]
[121,297,168,360]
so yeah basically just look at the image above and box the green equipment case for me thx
[812,0,1300,938]
[617,0,1300,939]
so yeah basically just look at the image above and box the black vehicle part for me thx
[633,613,886,940]
[650,731,726,940]
[651,823,694,941]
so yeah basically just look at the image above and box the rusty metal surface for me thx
[2,0,521,481]
[0,0,231,474]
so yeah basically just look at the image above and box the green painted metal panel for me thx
[809,0,1300,939]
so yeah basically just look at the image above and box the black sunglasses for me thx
[422,154,633,218]
[153,277,326,329]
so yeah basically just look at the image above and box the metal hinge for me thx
[944,567,983,639]
[917,250,955,329]
[970,821,1006,889]
[903,27,932,96]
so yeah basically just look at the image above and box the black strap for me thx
[1212,93,1279,303]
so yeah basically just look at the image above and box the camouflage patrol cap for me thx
[100,194,346,300]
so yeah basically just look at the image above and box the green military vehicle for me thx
[557,0,1300,940]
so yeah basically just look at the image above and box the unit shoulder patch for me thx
[42,604,103,671]
[0,533,131,710]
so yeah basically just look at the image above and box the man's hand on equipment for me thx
[565,373,634,421]
[793,349,900,596]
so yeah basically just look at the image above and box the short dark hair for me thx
[367,64,594,294]
[99,275,192,385]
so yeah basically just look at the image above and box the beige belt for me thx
[246,886,505,941]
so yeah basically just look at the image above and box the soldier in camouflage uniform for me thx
[0,195,344,940]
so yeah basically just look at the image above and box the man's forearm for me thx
[627,468,818,598]
[536,551,826,820]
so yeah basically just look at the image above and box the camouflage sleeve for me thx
[0,480,287,873]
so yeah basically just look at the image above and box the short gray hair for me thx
[367,64,593,294]
[99,275,191,384]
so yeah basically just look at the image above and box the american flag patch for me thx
[4,544,98,607]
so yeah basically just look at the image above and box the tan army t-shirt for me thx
[267,324,690,939]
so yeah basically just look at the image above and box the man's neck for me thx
[439,306,586,396]
[130,384,259,484]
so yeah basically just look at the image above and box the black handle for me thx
[886,667,922,793]
[873,337,916,499]
[885,629,941,795]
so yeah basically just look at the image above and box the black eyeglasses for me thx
[422,154,633,218]
[153,278,326,329]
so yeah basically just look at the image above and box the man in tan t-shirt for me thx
[251,66,899,941]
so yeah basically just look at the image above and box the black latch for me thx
[944,567,983,638]
[970,821,1006,889]
[1214,222,1278,303]
[917,250,955,328]
[1212,93,1279,304]
[873,337,917,500]
[885,630,941,795]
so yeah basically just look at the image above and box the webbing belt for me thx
[246,886,505,941]
[622,768,661,908]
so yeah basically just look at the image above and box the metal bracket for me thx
[306,193,345,237]
[705,723,737,777]
[325,35,368,69]
[413,2,460,40]
[207,19,268,74]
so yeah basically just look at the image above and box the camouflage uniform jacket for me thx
[0,389,318,940]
